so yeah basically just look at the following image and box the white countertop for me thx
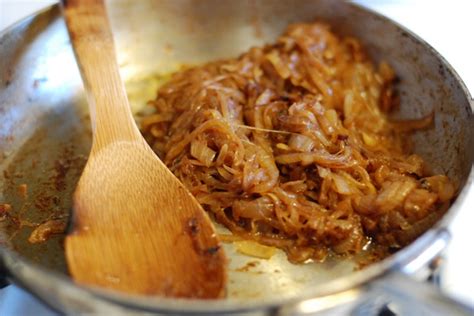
[0,0,473,314]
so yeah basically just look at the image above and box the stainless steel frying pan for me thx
[0,1,473,314]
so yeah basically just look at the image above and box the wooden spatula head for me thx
[67,142,226,297]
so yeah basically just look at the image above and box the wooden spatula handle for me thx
[62,0,141,149]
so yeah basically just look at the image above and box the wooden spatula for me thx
[61,0,226,298]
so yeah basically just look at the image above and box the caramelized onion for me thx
[288,134,315,152]
[142,22,455,264]
[190,139,216,167]
[28,219,66,244]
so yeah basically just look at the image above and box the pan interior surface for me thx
[0,0,472,306]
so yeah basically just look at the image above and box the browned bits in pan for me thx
[17,184,27,198]
[0,203,12,221]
